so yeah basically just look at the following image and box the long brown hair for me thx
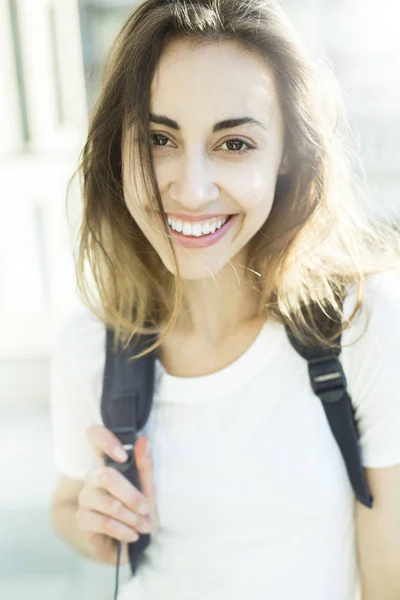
[73,0,399,355]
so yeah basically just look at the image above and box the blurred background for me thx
[0,0,399,598]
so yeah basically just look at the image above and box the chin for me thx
[161,253,233,281]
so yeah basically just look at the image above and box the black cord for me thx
[113,540,121,600]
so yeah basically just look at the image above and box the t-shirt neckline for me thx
[155,320,283,403]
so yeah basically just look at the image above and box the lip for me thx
[165,213,233,223]
[168,214,238,249]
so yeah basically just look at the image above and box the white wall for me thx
[0,0,87,405]
[285,0,400,219]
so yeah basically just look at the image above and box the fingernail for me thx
[138,503,149,516]
[139,518,152,534]
[114,447,128,462]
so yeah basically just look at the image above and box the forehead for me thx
[150,37,281,125]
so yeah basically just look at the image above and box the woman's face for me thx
[122,37,287,280]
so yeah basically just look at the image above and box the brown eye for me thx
[226,139,245,151]
[150,133,170,147]
[218,138,255,154]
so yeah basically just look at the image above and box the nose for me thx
[168,151,219,210]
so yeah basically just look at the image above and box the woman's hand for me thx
[76,424,158,566]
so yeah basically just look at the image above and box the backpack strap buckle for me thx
[105,425,138,476]
[308,355,347,404]
[109,424,138,447]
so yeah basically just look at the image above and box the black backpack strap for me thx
[101,326,157,573]
[285,327,373,509]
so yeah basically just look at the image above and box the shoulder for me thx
[53,304,106,354]
[342,268,400,348]
[50,306,106,478]
[341,269,400,467]
[51,304,106,386]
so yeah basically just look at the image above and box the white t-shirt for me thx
[50,272,400,600]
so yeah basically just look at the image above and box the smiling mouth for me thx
[166,215,232,238]
[164,213,238,249]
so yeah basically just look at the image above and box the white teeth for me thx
[182,222,191,235]
[192,223,203,237]
[167,215,229,237]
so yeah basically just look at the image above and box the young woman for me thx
[50,0,400,599]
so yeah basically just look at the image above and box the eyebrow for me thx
[149,113,268,133]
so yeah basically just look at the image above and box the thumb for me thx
[134,436,158,529]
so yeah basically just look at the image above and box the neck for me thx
[175,256,262,344]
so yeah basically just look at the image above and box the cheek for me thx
[122,182,159,248]
[122,161,151,222]
[225,164,277,222]
[122,160,172,254]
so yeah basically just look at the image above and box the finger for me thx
[82,532,130,567]
[120,542,129,566]
[86,424,129,464]
[134,436,158,526]
[79,488,152,534]
[76,507,140,544]
[94,465,150,517]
